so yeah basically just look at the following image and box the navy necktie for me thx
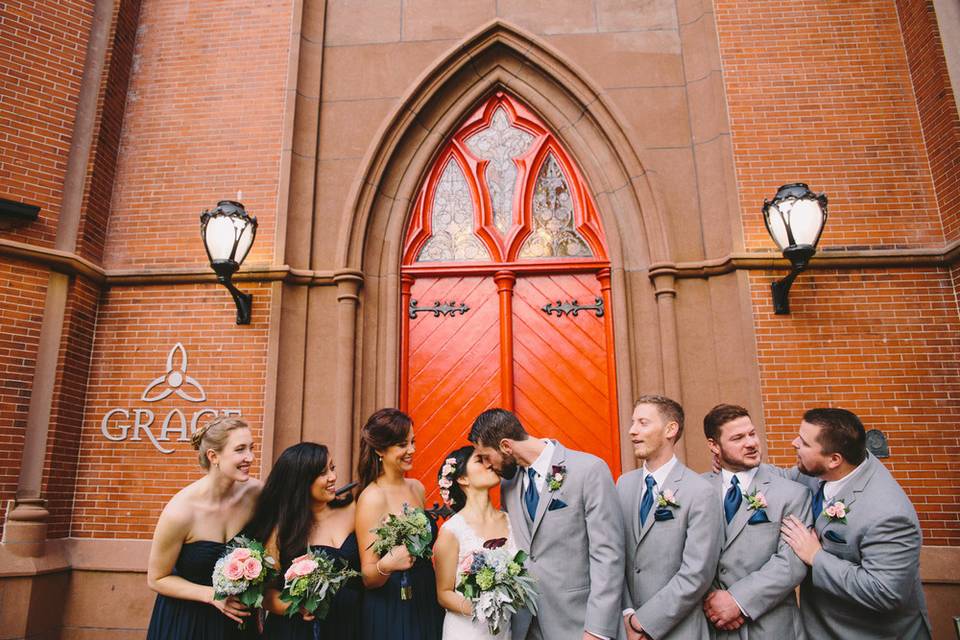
[812,481,826,521]
[639,474,657,526]
[724,475,742,524]
[524,467,540,521]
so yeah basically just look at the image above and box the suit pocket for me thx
[823,529,847,544]
[747,510,771,524]
[653,508,675,522]
[548,498,567,511]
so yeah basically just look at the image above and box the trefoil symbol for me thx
[141,343,206,403]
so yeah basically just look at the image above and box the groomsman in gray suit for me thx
[780,408,932,640]
[469,408,625,640]
[700,404,811,639]
[617,395,722,640]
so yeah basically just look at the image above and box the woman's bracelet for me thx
[375,559,389,576]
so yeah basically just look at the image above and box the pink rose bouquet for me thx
[280,549,360,620]
[212,535,275,626]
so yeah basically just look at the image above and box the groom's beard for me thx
[498,459,518,480]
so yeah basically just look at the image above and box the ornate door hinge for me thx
[541,297,604,318]
[409,299,470,319]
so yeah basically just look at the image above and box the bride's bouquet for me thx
[369,503,433,600]
[211,535,275,627]
[456,538,539,635]
[279,549,360,620]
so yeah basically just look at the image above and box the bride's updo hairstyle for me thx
[437,446,473,512]
[357,408,412,491]
[190,416,250,470]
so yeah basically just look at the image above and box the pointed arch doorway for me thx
[400,92,621,506]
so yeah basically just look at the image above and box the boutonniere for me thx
[745,490,767,511]
[822,499,849,524]
[547,465,566,491]
[655,489,680,509]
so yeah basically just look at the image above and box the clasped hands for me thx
[702,590,746,631]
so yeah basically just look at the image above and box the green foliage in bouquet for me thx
[369,504,433,560]
[280,550,360,620]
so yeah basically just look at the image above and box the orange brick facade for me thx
[1,0,959,637]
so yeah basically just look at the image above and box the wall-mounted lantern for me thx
[762,183,828,314]
[200,200,257,325]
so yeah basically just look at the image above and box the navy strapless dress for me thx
[359,531,444,640]
[147,540,257,640]
[263,533,362,640]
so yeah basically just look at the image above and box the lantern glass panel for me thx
[204,215,239,262]
[787,197,824,246]
[765,204,790,250]
[235,220,255,265]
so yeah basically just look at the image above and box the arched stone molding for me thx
[337,20,681,471]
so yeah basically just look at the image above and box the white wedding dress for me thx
[441,512,518,640]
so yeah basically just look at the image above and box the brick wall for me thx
[715,0,943,252]
[0,259,48,525]
[895,0,960,242]
[0,0,92,247]
[76,0,143,264]
[750,268,960,545]
[101,0,292,270]
[72,283,270,538]
[42,276,100,538]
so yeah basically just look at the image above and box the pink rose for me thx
[230,547,251,562]
[755,492,768,508]
[242,557,263,580]
[833,503,847,518]
[224,557,245,581]
[824,504,838,518]
[284,565,298,582]
[291,553,312,565]
[285,558,317,581]
[458,552,475,574]
[662,489,675,503]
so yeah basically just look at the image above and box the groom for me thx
[469,408,625,640]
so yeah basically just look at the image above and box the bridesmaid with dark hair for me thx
[248,442,361,640]
[355,408,444,640]
[146,417,261,639]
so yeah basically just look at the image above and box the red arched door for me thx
[400,93,620,508]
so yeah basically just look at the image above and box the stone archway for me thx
[337,20,684,473]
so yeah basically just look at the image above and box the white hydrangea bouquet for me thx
[455,538,539,635]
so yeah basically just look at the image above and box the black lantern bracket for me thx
[771,244,815,315]
[200,200,257,325]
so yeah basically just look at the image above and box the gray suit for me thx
[617,461,722,640]
[702,464,810,640]
[503,441,625,640]
[783,454,932,640]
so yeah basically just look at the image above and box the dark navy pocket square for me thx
[653,508,674,522]
[823,530,847,544]
[747,510,770,524]
[548,498,567,511]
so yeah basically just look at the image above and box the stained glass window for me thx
[518,154,592,259]
[465,108,534,235]
[417,159,491,262]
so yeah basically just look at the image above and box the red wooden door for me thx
[400,92,620,507]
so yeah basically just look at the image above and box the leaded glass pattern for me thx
[417,159,491,262]
[519,154,592,258]
[465,108,534,235]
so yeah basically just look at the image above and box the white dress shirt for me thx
[522,439,555,495]
[720,466,759,499]
[823,458,868,503]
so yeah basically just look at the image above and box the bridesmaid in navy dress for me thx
[146,417,262,639]
[355,409,444,640]
[248,442,361,639]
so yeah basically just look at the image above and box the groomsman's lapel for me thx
[815,455,875,534]
[529,441,566,541]
[630,472,644,543]
[637,462,684,545]
[723,466,772,550]
[504,471,530,546]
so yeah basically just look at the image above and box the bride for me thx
[434,445,517,640]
